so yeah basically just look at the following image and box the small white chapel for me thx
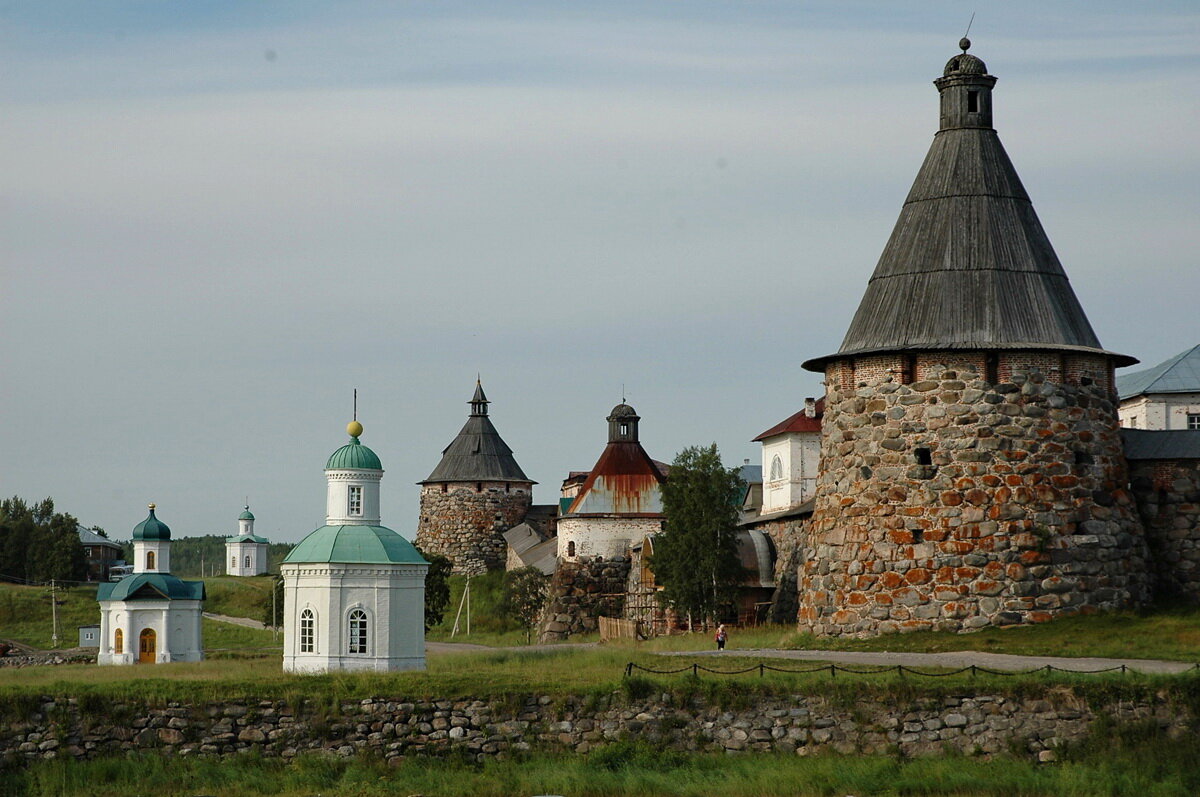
[226,504,269,576]
[280,420,429,673]
[95,504,205,665]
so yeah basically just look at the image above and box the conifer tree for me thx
[650,444,746,628]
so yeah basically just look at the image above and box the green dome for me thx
[326,437,383,471]
[238,505,255,521]
[132,505,171,541]
[283,525,428,565]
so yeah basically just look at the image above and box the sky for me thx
[2,1,1198,545]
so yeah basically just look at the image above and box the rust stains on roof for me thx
[565,440,666,516]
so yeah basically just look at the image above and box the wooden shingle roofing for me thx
[803,47,1134,372]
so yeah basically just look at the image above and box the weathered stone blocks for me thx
[799,363,1151,637]
[416,483,532,575]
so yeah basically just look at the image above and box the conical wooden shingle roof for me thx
[804,42,1134,371]
[421,381,534,484]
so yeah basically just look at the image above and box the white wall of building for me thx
[556,516,661,562]
[325,471,383,525]
[226,540,269,576]
[281,563,426,673]
[96,600,203,665]
[760,432,820,514]
[1119,393,1200,430]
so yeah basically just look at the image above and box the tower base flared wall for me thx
[799,359,1150,637]
[416,483,532,575]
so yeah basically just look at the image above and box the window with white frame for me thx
[348,485,363,516]
[348,609,368,654]
[231,556,236,569]
[300,609,315,653]
[769,455,784,481]
[1188,414,1200,430]
[245,555,251,568]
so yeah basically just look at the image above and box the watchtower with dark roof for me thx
[796,42,1150,638]
[415,381,535,574]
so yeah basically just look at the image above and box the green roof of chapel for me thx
[283,525,428,565]
[131,506,171,541]
[97,573,205,602]
[326,437,383,471]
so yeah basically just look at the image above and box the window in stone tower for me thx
[968,90,979,112]
[915,448,932,466]
[348,486,363,516]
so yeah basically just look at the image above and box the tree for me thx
[650,444,746,629]
[0,497,86,584]
[421,552,453,631]
[501,566,550,643]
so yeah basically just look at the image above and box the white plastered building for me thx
[226,505,269,576]
[96,504,205,665]
[753,397,823,516]
[281,421,429,673]
[1117,345,1200,430]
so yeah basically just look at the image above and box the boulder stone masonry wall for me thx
[416,483,532,575]
[799,364,1150,637]
[2,692,1188,764]
[539,558,630,642]
[1130,459,1200,601]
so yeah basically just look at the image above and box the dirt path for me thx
[668,648,1197,675]
[203,612,268,630]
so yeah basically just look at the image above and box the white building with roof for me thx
[1118,345,1200,430]
[280,420,429,673]
[752,397,823,517]
[96,505,205,665]
[226,505,269,576]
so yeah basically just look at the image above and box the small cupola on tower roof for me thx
[607,403,640,443]
[325,421,383,526]
[132,503,172,574]
[803,40,1135,372]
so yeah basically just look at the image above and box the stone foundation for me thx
[2,691,1189,764]
[416,483,532,575]
[538,557,630,642]
[1130,459,1200,601]
[800,363,1150,637]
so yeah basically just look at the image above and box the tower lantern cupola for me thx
[324,421,383,526]
[607,403,640,443]
[132,503,172,574]
[238,505,255,536]
[469,379,489,416]
[935,38,996,131]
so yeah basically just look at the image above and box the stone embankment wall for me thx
[801,364,1150,637]
[1130,459,1200,600]
[0,652,92,669]
[416,483,532,575]
[538,558,630,642]
[2,692,1188,765]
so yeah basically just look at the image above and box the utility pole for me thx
[49,580,59,648]
[272,581,278,642]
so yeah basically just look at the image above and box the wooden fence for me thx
[599,616,643,642]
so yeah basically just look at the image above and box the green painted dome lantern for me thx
[326,421,383,471]
[132,504,171,541]
[238,506,255,521]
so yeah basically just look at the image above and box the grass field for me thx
[202,575,275,622]
[5,730,1200,797]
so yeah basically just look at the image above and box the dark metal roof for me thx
[1117,345,1200,399]
[804,47,1134,372]
[421,383,533,484]
[1121,429,1200,461]
[753,398,825,441]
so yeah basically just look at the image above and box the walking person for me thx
[715,624,727,651]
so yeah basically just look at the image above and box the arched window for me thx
[769,455,784,481]
[245,555,251,568]
[146,550,155,570]
[231,556,236,569]
[114,628,123,654]
[348,609,368,654]
[300,609,315,653]
[567,540,576,558]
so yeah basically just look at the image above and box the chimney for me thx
[743,458,750,465]
[804,397,816,418]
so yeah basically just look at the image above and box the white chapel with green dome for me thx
[226,505,269,576]
[96,504,205,665]
[281,420,429,673]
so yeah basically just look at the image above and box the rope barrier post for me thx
[1045,665,1052,677]
[830,664,836,679]
[970,664,976,679]
[625,662,632,678]
[692,663,698,677]
[1121,664,1127,675]
[897,665,904,680]
[759,663,764,678]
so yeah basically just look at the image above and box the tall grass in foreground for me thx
[5,732,1200,797]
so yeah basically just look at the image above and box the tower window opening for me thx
[245,555,252,568]
[1074,451,1094,466]
[567,540,576,558]
[967,90,979,113]
[476,483,483,492]
[915,448,933,466]
[348,609,368,654]
[146,550,155,570]
[441,483,447,493]
[620,422,629,436]
[300,609,314,653]
[769,454,784,481]
[912,529,924,544]
[348,486,363,516]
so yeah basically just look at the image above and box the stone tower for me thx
[416,381,534,574]
[797,41,1150,637]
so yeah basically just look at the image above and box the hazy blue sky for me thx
[3,2,1198,545]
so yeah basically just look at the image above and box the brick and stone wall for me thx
[1129,459,1200,601]
[751,516,810,623]
[799,360,1149,637]
[2,691,1188,764]
[538,557,630,642]
[416,483,532,575]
